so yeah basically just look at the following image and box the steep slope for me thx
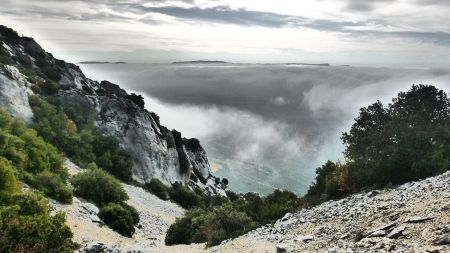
[198,171,450,253]
[62,168,450,252]
[0,25,224,195]
[52,160,186,253]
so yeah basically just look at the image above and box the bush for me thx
[169,182,202,209]
[0,110,71,204]
[0,157,18,197]
[24,171,73,204]
[165,210,201,245]
[0,195,77,252]
[0,154,76,253]
[127,93,145,108]
[98,203,139,237]
[145,178,170,200]
[13,53,32,68]
[39,80,60,95]
[29,96,134,182]
[92,133,133,182]
[0,25,20,44]
[71,169,128,207]
[204,204,255,246]
[165,204,255,246]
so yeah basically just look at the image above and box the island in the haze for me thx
[78,61,127,64]
[285,63,330,66]
[172,60,230,64]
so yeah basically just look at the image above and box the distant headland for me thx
[78,61,127,64]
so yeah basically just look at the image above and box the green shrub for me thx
[225,190,239,202]
[0,157,18,196]
[0,110,70,203]
[145,178,170,200]
[165,204,255,246]
[0,198,77,252]
[92,133,133,182]
[165,210,200,245]
[13,53,32,68]
[0,25,21,44]
[71,169,128,207]
[24,171,73,204]
[29,96,134,182]
[98,203,139,237]
[7,192,48,216]
[169,182,201,209]
[38,80,60,95]
[204,204,255,246]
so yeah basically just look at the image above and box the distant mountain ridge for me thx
[172,60,230,64]
[79,61,126,64]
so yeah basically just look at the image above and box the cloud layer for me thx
[81,64,450,194]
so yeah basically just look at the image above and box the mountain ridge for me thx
[0,25,225,195]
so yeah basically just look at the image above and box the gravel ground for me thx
[54,161,450,253]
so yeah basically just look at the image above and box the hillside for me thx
[0,25,224,195]
[164,170,450,252]
[53,162,450,252]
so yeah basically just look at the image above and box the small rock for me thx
[294,235,314,242]
[368,222,397,235]
[276,243,288,253]
[387,226,406,239]
[90,215,102,223]
[340,233,350,239]
[367,191,380,197]
[281,213,292,221]
[405,216,435,223]
[432,234,450,245]
[327,247,337,253]
[368,230,387,238]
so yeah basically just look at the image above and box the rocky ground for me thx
[52,161,186,253]
[237,170,450,253]
[53,161,450,253]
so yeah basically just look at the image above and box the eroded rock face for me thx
[0,65,33,122]
[0,30,223,194]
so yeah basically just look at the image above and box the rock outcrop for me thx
[0,26,224,195]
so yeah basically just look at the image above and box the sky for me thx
[1,0,450,66]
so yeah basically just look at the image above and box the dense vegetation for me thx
[0,110,77,252]
[165,187,301,246]
[166,84,450,246]
[1,25,142,240]
[305,84,450,204]
[0,110,72,203]
[71,169,139,237]
[29,95,133,182]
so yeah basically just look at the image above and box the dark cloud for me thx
[3,0,450,48]
[344,0,397,12]
[137,6,305,27]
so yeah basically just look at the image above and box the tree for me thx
[342,84,450,186]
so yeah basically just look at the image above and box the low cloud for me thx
[81,64,450,193]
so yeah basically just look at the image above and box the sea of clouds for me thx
[81,64,450,194]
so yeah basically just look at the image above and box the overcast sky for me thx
[1,0,450,66]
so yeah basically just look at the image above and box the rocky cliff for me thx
[0,25,224,195]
